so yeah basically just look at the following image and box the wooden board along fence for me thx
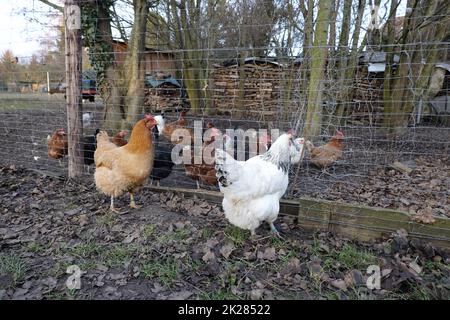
[146,185,450,250]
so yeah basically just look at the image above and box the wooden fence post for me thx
[64,0,84,178]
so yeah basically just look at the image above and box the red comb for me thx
[144,114,155,120]
[211,127,220,134]
[287,129,295,135]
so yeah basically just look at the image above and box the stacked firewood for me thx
[347,67,385,126]
[211,63,286,121]
[144,84,185,113]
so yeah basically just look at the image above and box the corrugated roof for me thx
[145,75,181,88]
[368,63,386,73]
[436,63,450,72]
[359,51,400,64]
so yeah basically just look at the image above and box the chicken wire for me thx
[0,1,449,244]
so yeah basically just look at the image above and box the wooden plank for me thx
[298,197,450,249]
[146,186,450,249]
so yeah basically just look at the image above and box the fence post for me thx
[46,72,50,95]
[64,0,84,178]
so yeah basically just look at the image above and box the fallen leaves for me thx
[411,207,436,224]
[219,243,235,259]
[0,165,449,300]
[257,247,277,261]
[305,156,449,219]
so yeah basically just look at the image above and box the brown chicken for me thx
[111,130,128,147]
[94,114,158,212]
[160,111,194,145]
[305,131,344,168]
[47,128,68,164]
[184,124,221,188]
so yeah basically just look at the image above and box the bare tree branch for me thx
[38,0,63,12]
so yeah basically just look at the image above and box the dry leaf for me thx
[219,243,235,259]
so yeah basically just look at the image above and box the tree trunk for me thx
[335,0,366,123]
[382,0,398,133]
[64,0,84,178]
[298,0,314,98]
[96,3,123,131]
[124,0,149,128]
[337,0,352,68]
[396,0,449,129]
[328,0,339,52]
[304,0,331,139]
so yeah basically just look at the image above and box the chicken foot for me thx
[109,196,121,213]
[129,193,141,209]
[269,222,284,239]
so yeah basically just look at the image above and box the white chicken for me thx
[215,132,298,237]
[83,112,93,127]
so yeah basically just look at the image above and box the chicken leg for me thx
[110,196,121,213]
[129,193,141,209]
[269,222,283,239]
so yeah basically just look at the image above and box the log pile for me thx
[347,67,385,126]
[143,72,187,113]
[144,84,185,113]
[211,62,286,121]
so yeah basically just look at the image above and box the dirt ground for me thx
[0,166,449,300]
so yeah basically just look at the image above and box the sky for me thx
[0,0,62,61]
[0,0,407,62]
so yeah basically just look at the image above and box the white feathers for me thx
[215,133,293,235]
[83,112,93,127]
[154,115,165,134]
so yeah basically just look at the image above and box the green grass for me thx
[423,260,450,273]
[61,242,104,259]
[157,229,190,243]
[0,93,65,111]
[142,224,155,238]
[102,245,136,267]
[44,288,79,300]
[140,259,179,287]
[324,244,377,271]
[307,235,322,256]
[0,253,27,286]
[386,282,432,300]
[269,236,287,249]
[96,214,118,228]
[201,227,214,239]
[59,241,137,269]
[26,242,46,254]
[182,256,203,272]
[224,226,247,247]
[324,291,341,300]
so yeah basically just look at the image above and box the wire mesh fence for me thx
[0,0,449,244]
